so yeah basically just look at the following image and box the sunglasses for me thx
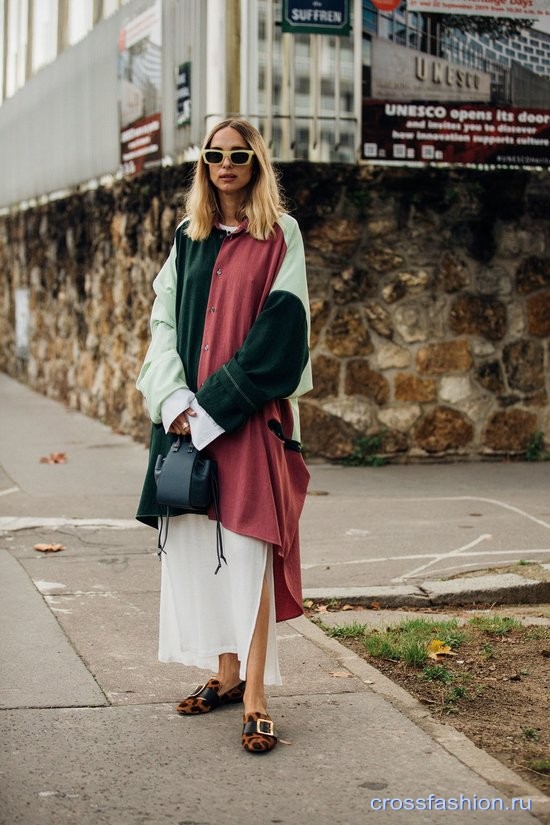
[202,149,255,166]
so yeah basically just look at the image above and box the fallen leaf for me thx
[33,543,65,553]
[303,599,314,609]
[342,604,355,611]
[278,738,292,746]
[307,489,329,496]
[329,671,353,678]
[39,452,67,464]
[370,602,382,610]
[427,639,457,659]
[316,604,329,613]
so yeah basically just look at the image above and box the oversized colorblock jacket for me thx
[136,213,313,620]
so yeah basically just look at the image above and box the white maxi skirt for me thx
[158,514,282,685]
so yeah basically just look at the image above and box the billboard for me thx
[363,101,550,165]
[407,0,550,17]
[118,1,162,176]
[361,3,550,167]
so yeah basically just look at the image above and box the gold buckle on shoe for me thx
[256,718,274,736]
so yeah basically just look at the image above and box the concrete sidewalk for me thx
[1,373,549,825]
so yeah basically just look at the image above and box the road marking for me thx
[0,517,142,532]
[394,495,550,530]
[302,547,550,571]
[392,534,492,582]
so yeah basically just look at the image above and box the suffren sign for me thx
[281,0,350,36]
[407,0,550,17]
[371,38,491,103]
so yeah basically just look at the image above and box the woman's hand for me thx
[168,406,197,436]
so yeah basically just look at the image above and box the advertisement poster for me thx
[362,2,550,167]
[118,1,162,176]
[407,0,550,18]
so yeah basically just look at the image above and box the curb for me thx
[303,573,550,609]
[288,614,550,825]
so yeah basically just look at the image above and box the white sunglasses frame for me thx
[202,149,255,166]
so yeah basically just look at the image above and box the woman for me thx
[136,118,312,753]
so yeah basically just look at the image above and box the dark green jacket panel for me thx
[174,225,224,392]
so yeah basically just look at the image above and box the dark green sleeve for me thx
[195,290,309,431]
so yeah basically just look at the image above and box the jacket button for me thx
[216,268,222,275]
[204,344,209,351]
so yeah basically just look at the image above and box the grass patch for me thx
[422,664,454,683]
[325,617,466,667]
[468,616,521,636]
[443,684,469,714]
[323,620,367,640]
[525,626,550,641]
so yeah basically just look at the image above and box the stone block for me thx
[345,359,389,405]
[475,360,505,394]
[438,251,470,293]
[394,373,436,403]
[309,297,330,350]
[449,294,507,341]
[414,407,473,453]
[416,339,472,375]
[325,308,372,357]
[483,409,538,452]
[516,255,550,294]
[375,342,411,370]
[439,376,472,404]
[378,404,422,433]
[527,290,550,337]
[310,354,340,399]
[503,339,545,393]
[363,301,393,339]
[299,401,358,460]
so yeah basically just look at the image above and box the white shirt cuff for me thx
[161,389,225,449]
[161,388,195,433]
[188,398,225,450]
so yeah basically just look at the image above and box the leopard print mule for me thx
[176,678,246,715]
[241,712,278,753]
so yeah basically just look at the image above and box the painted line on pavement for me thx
[0,517,142,532]
[392,534,492,582]
[0,486,19,497]
[393,495,550,530]
[302,547,550,571]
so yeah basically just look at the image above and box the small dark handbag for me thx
[154,437,225,572]
[154,437,215,511]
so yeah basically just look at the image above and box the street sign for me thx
[281,0,350,36]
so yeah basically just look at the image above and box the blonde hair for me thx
[184,118,285,241]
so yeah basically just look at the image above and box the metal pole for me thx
[353,0,362,161]
[280,31,296,159]
[264,0,273,150]
[334,35,341,150]
[226,0,240,115]
[310,33,320,158]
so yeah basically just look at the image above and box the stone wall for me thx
[0,165,548,461]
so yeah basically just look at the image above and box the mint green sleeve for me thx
[136,241,190,423]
